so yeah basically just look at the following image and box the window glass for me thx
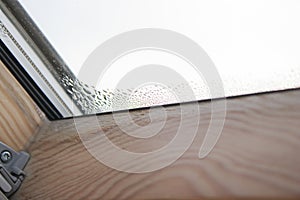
[12,0,300,115]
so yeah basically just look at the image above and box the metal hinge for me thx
[0,142,30,199]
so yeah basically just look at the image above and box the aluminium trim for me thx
[0,10,82,118]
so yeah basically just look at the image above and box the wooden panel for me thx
[0,60,44,151]
[16,89,300,199]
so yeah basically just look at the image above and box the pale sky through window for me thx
[19,0,300,97]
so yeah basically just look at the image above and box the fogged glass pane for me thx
[18,0,300,114]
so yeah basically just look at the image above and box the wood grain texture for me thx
[0,60,44,151]
[16,89,300,199]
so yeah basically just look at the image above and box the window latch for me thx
[0,142,30,199]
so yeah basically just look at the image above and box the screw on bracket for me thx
[0,142,30,198]
[0,151,12,163]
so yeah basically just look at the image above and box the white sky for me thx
[19,0,300,97]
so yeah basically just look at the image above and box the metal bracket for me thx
[0,142,30,198]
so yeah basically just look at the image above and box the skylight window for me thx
[1,0,299,119]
